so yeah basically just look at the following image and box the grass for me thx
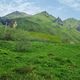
[0,40,80,80]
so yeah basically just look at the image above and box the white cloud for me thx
[58,0,80,11]
[0,0,42,16]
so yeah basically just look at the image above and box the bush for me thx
[0,27,30,41]
[14,66,35,74]
[1,28,14,41]
[3,31,13,40]
[15,40,31,52]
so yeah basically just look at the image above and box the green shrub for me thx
[15,40,31,52]
[0,28,30,41]
[1,28,14,41]
[14,66,35,74]
[3,32,13,41]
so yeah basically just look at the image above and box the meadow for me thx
[0,40,80,80]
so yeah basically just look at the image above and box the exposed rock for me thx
[54,17,63,25]
[9,21,17,28]
[0,17,17,28]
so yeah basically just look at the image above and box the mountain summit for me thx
[3,11,30,19]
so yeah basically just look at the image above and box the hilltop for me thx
[3,11,30,19]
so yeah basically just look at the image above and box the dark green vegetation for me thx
[0,11,80,80]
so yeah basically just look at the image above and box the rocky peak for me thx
[55,17,63,25]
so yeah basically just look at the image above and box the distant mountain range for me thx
[0,11,80,43]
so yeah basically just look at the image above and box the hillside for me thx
[63,18,79,28]
[0,11,80,43]
[13,11,80,43]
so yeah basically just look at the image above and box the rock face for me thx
[0,17,11,26]
[0,17,17,28]
[54,17,63,25]
[9,21,17,28]
[40,11,49,16]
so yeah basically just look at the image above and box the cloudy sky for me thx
[0,0,80,19]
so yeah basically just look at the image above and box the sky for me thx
[0,0,80,20]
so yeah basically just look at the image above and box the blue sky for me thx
[0,0,80,19]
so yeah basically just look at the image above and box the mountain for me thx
[12,11,57,33]
[0,11,80,43]
[3,11,30,19]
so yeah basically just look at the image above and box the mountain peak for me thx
[40,11,49,15]
[3,11,30,19]
[35,11,50,17]
[55,17,63,25]
[65,18,77,21]
[12,11,22,14]
[41,11,48,13]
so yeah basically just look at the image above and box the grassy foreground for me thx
[0,41,80,80]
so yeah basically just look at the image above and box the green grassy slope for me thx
[63,18,79,28]
[13,16,80,43]
[0,27,61,43]
[0,41,80,80]
[1,11,80,43]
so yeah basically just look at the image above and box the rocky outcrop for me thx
[0,17,17,28]
[54,17,63,25]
